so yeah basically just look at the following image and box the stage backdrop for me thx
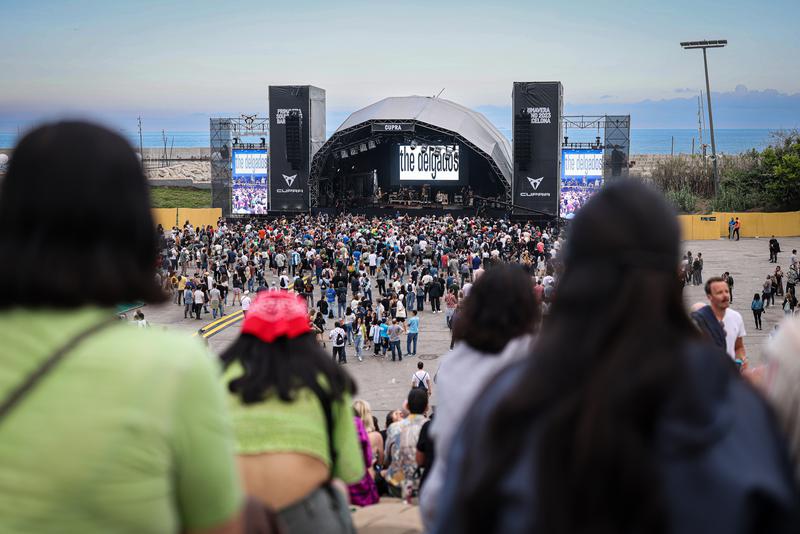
[512,82,563,217]
[268,86,325,211]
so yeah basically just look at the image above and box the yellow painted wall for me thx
[177,208,223,229]
[679,212,800,240]
[151,208,178,230]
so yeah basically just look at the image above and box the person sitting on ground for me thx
[221,291,364,533]
[0,121,244,533]
[347,409,380,507]
[421,264,539,529]
[432,180,800,534]
[384,389,429,499]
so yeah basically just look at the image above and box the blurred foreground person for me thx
[764,318,800,485]
[432,181,800,534]
[0,122,243,533]
[421,264,538,528]
[221,291,364,533]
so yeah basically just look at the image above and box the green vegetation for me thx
[648,130,800,213]
[150,187,211,208]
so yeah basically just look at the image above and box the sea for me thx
[0,128,786,155]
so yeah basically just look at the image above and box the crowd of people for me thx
[154,205,562,366]
[3,121,800,534]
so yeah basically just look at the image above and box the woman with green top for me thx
[221,291,365,533]
[0,122,243,533]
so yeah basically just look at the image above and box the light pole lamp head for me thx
[680,40,728,49]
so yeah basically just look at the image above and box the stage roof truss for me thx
[311,118,512,207]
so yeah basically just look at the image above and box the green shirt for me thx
[223,361,364,484]
[0,308,242,534]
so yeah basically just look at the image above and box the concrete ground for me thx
[142,236,799,419]
[681,236,800,366]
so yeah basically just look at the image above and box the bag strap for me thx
[0,318,116,424]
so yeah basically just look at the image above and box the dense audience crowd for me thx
[3,122,800,534]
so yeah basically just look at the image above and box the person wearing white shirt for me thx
[706,277,748,367]
[241,291,252,316]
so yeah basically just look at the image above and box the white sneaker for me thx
[358,356,363,362]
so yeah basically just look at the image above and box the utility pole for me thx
[137,116,144,162]
[681,39,727,195]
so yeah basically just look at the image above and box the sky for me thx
[1,0,799,131]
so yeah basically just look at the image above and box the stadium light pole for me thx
[681,39,727,195]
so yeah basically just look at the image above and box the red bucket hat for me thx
[241,291,311,343]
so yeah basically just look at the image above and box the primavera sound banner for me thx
[512,82,563,216]
[269,86,310,211]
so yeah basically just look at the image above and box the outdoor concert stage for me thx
[211,84,630,221]
[309,96,513,214]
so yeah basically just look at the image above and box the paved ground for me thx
[142,237,800,418]
[681,236,800,366]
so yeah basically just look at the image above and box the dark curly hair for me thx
[451,263,539,353]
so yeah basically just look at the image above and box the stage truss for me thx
[210,115,270,217]
[310,119,512,208]
[562,115,631,179]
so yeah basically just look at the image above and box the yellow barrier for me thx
[679,212,800,240]
[177,208,223,230]
[151,208,178,230]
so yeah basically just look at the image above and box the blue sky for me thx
[1,0,798,130]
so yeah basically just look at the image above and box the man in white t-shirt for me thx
[706,277,748,367]
[241,291,252,316]
[411,361,432,397]
[192,288,205,321]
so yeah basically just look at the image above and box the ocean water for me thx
[0,128,783,155]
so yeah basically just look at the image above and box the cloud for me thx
[674,87,697,93]
[599,95,615,100]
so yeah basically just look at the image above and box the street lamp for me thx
[681,39,727,195]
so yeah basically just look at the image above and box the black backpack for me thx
[335,330,345,345]
[414,371,428,392]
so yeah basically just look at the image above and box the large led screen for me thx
[231,149,269,215]
[398,145,459,181]
[560,149,603,219]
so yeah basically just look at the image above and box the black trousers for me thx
[332,346,346,363]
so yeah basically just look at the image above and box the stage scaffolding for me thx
[210,115,269,217]
[561,115,631,180]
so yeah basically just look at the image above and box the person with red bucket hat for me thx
[221,291,365,533]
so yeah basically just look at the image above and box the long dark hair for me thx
[452,263,539,353]
[221,333,355,405]
[457,182,697,534]
[0,121,165,308]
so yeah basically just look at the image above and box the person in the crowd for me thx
[347,410,380,507]
[352,399,384,470]
[752,292,765,330]
[329,321,348,364]
[431,181,800,534]
[763,318,800,485]
[421,264,539,528]
[221,291,364,533]
[411,361,433,397]
[0,122,244,533]
[384,389,429,499]
[406,310,420,356]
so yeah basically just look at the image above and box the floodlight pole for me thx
[681,40,726,196]
[701,48,719,194]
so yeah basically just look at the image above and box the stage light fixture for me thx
[350,148,358,156]
[368,140,376,150]
[360,143,368,152]
[340,150,348,159]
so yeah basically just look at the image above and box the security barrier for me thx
[678,212,800,240]
[176,208,222,230]
[151,208,178,230]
